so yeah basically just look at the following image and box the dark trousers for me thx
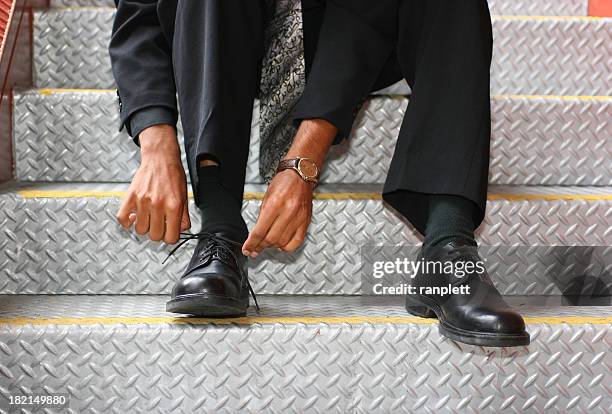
[173,0,269,205]
[174,0,493,235]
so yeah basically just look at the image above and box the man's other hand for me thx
[242,170,314,257]
[241,118,337,258]
[116,124,191,244]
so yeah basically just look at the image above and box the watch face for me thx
[298,158,319,178]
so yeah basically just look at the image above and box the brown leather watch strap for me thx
[276,159,299,172]
[276,157,320,184]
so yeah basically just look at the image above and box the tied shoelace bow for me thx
[162,232,260,311]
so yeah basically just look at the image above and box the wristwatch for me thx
[276,157,320,184]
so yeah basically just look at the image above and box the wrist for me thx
[139,124,180,158]
[285,119,337,166]
[284,151,325,169]
[277,157,320,187]
[277,168,317,192]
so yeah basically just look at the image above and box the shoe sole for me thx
[405,295,530,347]
[166,294,249,317]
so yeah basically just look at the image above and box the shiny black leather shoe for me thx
[165,232,259,317]
[405,241,530,347]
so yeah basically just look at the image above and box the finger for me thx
[256,213,294,253]
[164,203,182,244]
[278,227,299,252]
[180,203,191,231]
[243,202,277,256]
[254,237,272,255]
[243,225,270,258]
[134,196,151,235]
[116,194,137,229]
[149,207,165,242]
[281,226,308,253]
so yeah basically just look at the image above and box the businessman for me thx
[110,0,529,347]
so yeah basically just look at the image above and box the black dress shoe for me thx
[165,232,258,317]
[405,241,530,347]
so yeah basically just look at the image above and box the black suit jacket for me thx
[109,0,401,143]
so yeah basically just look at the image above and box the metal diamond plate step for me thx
[49,0,590,17]
[0,295,610,413]
[0,182,610,296]
[33,10,612,95]
[13,91,612,186]
[14,90,262,184]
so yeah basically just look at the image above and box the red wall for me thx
[589,0,612,16]
[0,0,15,57]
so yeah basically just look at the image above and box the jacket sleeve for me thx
[292,0,397,143]
[109,0,178,145]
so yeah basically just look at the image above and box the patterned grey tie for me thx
[259,0,306,182]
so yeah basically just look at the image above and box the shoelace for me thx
[162,232,260,311]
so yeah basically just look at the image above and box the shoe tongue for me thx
[422,240,476,260]
[186,236,239,274]
[445,238,477,249]
[164,230,244,277]
[420,241,485,284]
[444,240,478,255]
[211,244,234,265]
[199,235,235,257]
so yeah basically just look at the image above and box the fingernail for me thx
[251,252,258,259]
[243,250,250,256]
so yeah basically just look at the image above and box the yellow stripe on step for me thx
[492,94,612,102]
[14,190,380,200]
[35,88,612,102]
[492,15,608,21]
[487,193,612,201]
[38,88,116,95]
[16,190,129,199]
[0,315,610,327]
[15,190,612,201]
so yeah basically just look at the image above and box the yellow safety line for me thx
[14,190,380,201]
[15,190,612,201]
[35,88,612,101]
[1,315,610,327]
[16,190,129,199]
[487,194,612,201]
[492,15,607,21]
[38,88,115,95]
[492,94,612,102]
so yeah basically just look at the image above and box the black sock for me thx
[196,165,248,243]
[423,194,477,250]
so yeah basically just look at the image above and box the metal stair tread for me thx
[1,294,610,412]
[32,9,612,95]
[2,181,612,199]
[1,295,610,323]
[13,89,612,186]
[0,181,610,296]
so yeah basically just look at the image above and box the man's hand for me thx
[116,124,190,244]
[242,170,314,257]
[242,119,338,257]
